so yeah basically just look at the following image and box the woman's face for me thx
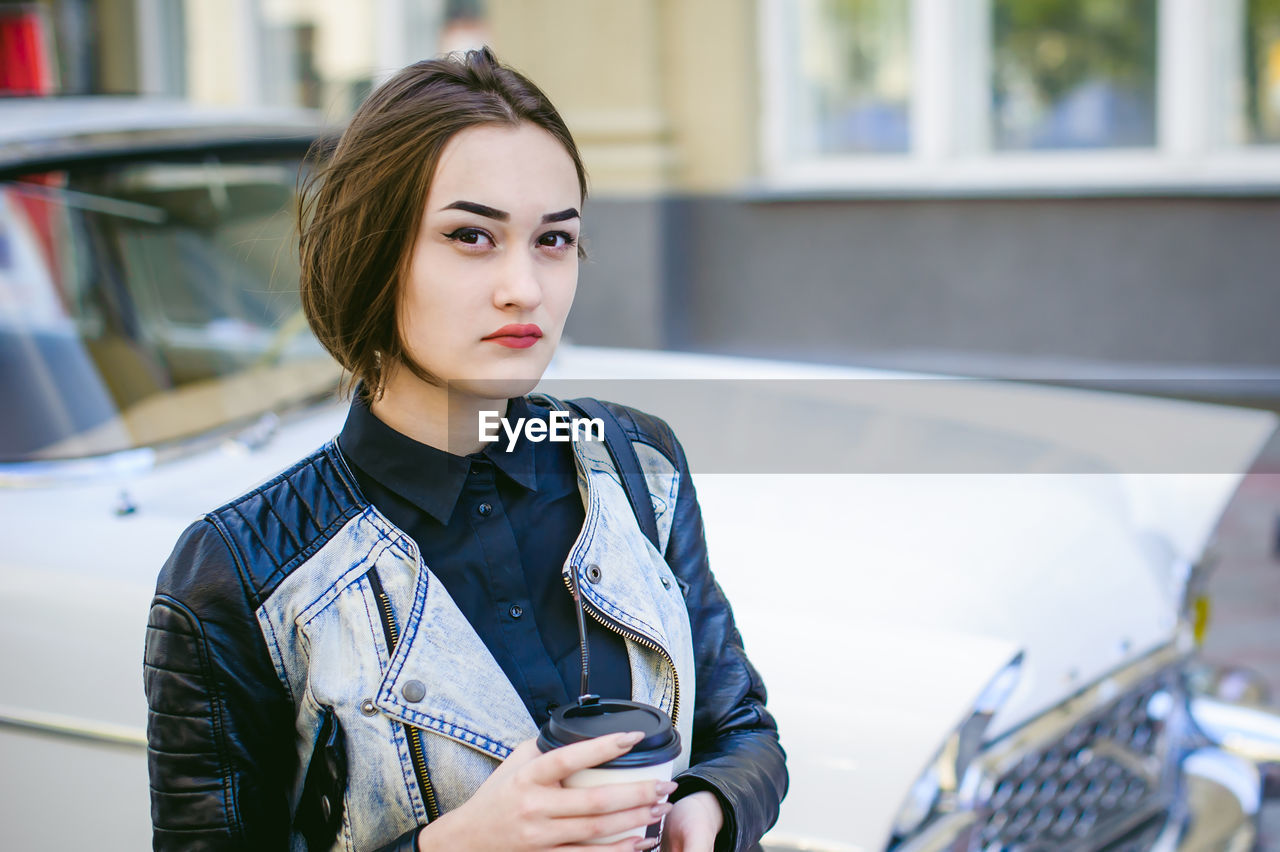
[398,121,581,402]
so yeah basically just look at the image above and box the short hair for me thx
[298,47,588,403]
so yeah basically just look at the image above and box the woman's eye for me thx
[443,227,493,247]
[538,231,576,250]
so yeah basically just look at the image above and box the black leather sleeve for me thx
[617,407,789,852]
[146,519,429,852]
[144,519,298,850]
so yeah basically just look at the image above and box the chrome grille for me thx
[967,665,1184,851]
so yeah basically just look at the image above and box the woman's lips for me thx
[483,324,543,349]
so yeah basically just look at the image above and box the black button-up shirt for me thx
[338,395,632,727]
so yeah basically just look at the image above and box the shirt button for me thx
[509,604,523,619]
[477,502,493,517]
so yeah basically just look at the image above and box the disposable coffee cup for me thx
[537,698,681,845]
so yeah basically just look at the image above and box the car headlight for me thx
[890,652,1024,840]
[891,766,940,838]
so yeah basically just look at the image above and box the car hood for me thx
[0,400,350,730]
[734,615,1020,851]
[542,345,1277,850]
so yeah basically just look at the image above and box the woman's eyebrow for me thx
[542,208,580,223]
[440,200,579,224]
[442,200,508,220]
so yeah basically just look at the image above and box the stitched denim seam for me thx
[294,524,400,628]
[585,585,663,640]
[258,609,295,705]
[387,718,423,819]
[569,454,602,569]
[385,552,431,686]
[359,576,391,664]
[569,450,667,643]
[397,712,512,759]
[359,507,418,561]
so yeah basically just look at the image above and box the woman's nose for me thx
[493,249,543,310]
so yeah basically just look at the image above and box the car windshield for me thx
[0,152,339,462]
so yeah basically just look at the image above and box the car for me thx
[2,97,1279,852]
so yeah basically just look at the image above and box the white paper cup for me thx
[537,698,681,846]
[562,760,676,844]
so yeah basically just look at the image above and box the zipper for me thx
[563,570,681,726]
[367,568,439,822]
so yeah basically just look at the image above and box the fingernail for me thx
[650,801,673,819]
[618,730,645,746]
[635,839,659,851]
[657,780,678,796]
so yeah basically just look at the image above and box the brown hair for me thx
[298,47,587,403]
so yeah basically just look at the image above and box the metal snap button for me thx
[477,502,493,517]
[360,698,377,716]
[585,563,602,583]
[509,603,523,619]
[320,794,331,822]
[401,679,426,702]
[660,577,671,589]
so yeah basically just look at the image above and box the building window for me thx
[989,0,1159,150]
[778,0,912,158]
[763,0,1280,191]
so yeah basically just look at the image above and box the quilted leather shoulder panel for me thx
[207,442,366,607]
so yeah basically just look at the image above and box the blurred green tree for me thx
[1247,0,1280,142]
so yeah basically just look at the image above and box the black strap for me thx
[538,394,661,553]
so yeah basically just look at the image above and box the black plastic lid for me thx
[537,698,681,768]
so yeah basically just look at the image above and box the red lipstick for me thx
[483,323,543,349]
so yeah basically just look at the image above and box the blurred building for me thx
[8,0,1280,392]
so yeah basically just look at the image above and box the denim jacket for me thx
[144,399,786,851]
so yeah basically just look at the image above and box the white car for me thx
[2,99,1278,852]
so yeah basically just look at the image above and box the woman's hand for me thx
[417,731,675,851]
[659,791,723,852]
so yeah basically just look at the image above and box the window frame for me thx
[758,0,1280,195]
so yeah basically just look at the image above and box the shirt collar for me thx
[338,395,540,525]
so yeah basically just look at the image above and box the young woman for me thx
[144,48,786,852]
